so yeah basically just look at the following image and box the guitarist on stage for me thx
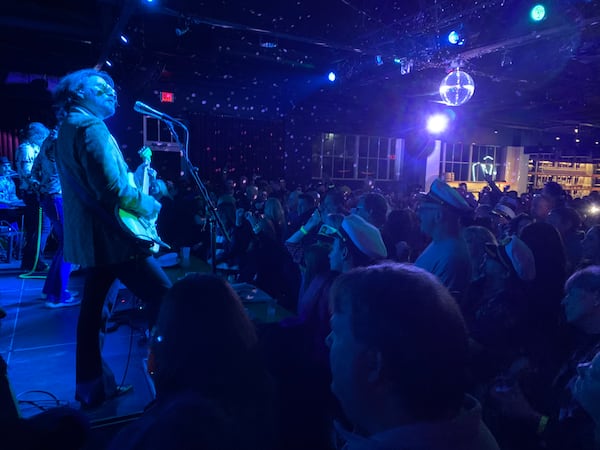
[54,68,172,409]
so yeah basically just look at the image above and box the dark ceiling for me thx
[2,0,600,144]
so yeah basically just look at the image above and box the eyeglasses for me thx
[93,82,116,97]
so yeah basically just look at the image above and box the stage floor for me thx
[0,265,154,448]
[0,254,293,448]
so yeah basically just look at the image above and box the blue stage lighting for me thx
[328,72,336,82]
[120,34,129,44]
[426,114,449,134]
[448,30,464,46]
[448,31,460,44]
[530,4,546,21]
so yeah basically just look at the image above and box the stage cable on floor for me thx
[118,323,135,391]
[19,207,47,280]
[16,389,69,414]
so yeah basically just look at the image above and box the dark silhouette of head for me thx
[327,263,469,428]
[151,273,259,402]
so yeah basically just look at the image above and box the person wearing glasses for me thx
[53,68,172,409]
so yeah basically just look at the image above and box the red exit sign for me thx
[160,91,175,103]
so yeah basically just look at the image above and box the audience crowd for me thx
[4,149,600,449]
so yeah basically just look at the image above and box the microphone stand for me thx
[162,119,231,275]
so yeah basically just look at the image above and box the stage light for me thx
[105,60,113,67]
[376,55,383,66]
[328,72,336,82]
[427,114,449,134]
[120,34,129,44]
[393,57,401,64]
[448,31,462,45]
[530,4,546,22]
[260,40,277,48]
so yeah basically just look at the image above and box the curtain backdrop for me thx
[0,129,20,163]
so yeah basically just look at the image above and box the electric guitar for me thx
[116,147,170,253]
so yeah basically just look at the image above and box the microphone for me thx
[133,101,175,121]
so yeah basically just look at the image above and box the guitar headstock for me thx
[138,146,152,164]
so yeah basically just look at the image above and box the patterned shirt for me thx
[15,142,40,191]
[0,175,19,203]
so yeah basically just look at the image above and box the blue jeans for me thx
[41,195,71,300]
[75,256,172,405]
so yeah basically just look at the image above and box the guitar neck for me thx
[141,162,151,195]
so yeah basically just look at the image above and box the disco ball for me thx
[439,69,475,106]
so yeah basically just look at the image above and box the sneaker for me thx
[40,290,79,300]
[45,294,81,309]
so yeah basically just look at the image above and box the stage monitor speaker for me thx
[104,280,146,333]
[149,148,184,183]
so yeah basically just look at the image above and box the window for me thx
[312,133,400,180]
[438,143,505,182]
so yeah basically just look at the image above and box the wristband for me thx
[537,415,549,435]
[300,226,308,235]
